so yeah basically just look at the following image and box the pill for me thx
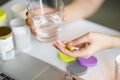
[66,45,79,51]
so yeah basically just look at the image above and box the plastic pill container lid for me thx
[58,52,77,63]
[0,9,7,22]
[67,61,87,76]
[0,27,12,39]
[78,56,97,67]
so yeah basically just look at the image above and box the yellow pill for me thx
[66,45,74,51]
[66,45,79,51]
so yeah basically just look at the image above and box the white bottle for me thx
[10,18,31,52]
[0,27,15,61]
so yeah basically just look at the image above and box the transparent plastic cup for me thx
[27,0,64,42]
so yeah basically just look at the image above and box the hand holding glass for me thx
[27,0,64,42]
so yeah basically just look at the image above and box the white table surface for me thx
[1,0,120,80]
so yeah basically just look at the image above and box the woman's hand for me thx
[26,11,37,35]
[53,32,116,58]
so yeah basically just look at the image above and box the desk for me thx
[1,0,120,80]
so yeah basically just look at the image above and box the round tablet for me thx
[58,52,77,63]
[67,61,87,76]
[78,56,97,67]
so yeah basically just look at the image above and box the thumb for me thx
[68,33,90,46]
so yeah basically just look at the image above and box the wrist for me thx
[111,36,120,48]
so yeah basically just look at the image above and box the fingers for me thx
[26,18,37,35]
[53,40,66,49]
[26,11,32,26]
[53,33,93,58]
[68,32,91,46]
[30,26,37,36]
[53,40,74,55]
[62,10,67,22]
[26,11,31,18]
[53,40,90,58]
[53,32,113,58]
[26,18,32,27]
[26,11,37,35]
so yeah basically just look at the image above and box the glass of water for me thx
[27,0,64,42]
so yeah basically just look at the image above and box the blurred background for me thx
[0,0,120,31]
[87,0,120,31]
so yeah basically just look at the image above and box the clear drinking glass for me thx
[27,0,64,42]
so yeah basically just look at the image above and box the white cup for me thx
[10,18,31,52]
[115,54,120,80]
[11,3,27,19]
